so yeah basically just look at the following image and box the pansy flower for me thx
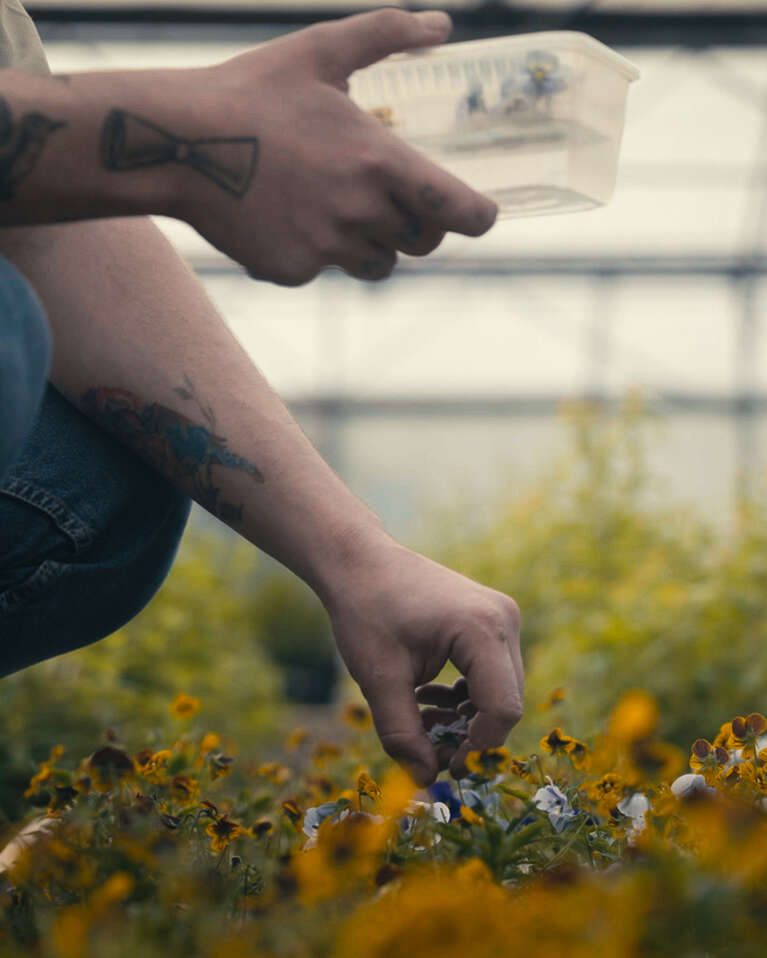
[170,693,200,719]
[533,780,578,833]
[465,747,511,778]
[205,813,244,852]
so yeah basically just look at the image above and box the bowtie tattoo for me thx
[100,109,260,198]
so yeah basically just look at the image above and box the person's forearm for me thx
[0,68,198,225]
[0,217,392,600]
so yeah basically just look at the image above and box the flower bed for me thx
[2,692,767,958]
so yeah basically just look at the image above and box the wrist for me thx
[304,515,400,612]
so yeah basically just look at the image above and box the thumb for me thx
[362,670,440,787]
[317,8,452,79]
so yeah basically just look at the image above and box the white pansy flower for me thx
[533,780,578,833]
[616,791,650,843]
[670,773,717,799]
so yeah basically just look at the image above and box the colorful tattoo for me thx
[81,376,264,526]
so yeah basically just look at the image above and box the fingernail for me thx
[415,10,452,34]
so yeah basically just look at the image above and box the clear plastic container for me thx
[349,31,640,218]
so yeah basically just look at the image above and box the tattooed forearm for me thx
[0,96,66,200]
[81,379,265,526]
[100,109,259,197]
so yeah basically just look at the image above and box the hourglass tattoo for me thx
[100,109,260,197]
[82,376,265,526]
[0,96,66,200]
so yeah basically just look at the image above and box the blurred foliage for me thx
[255,576,339,704]
[0,532,282,824]
[430,400,767,753]
[3,694,767,958]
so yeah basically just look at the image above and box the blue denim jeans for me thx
[0,253,191,677]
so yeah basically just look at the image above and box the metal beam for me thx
[286,392,767,417]
[191,254,767,279]
[30,5,767,48]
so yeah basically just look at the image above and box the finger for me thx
[313,9,452,80]
[387,146,499,239]
[436,745,454,771]
[362,667,439,787]
[449,712,516,780]
[415,678,468,709]
[457,700,479,718]
[420,707,460,731]
[446,629,524,779]
[338,241,397,282]
[388,194,446,257]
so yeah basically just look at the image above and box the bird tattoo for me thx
[0,96,66,200]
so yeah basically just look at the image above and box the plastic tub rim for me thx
[374,30,641,84]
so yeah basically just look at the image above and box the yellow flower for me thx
[689,738,729,784]
[465,747,511,777]
[208,752,235,781]
[580,774,626,816]
[357,772,382,801]
[713,722,733,749]
[565,739,591,771]
[509,757,539,783]
[729,713,767,758]
[284,727,310,751]
[334,863,515,958]
[250,817,274,838]
[460,805,484,826]
[135,748,172,785]
[24,745,65,799]
[256,762,292,786]
[537,687,565,711]
[342,702,373,730]
[628,740,685,785]
[170,693,200,719]
[170,774,199,804]
[87,745,134,792]
[200,732,221,753]
[540,728,575,757]
[205,814,244,852]
[90,871,134,910]
[281,799,303,824]
[292,812,388,904]
[312,742,342,768]
[608,690,659,743]
[305,775,336,801]
[377,766,417,819]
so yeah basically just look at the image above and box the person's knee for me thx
[0,258,51,480]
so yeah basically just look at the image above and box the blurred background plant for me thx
[428,402,767,754]
[6,402,767,826]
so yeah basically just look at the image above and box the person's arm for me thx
[0,213,523,786]
[0,8,497,285]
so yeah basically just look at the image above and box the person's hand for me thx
[322,539,524,786]
[175,8,498,285]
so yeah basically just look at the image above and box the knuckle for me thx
[499,702,524,726]
[502,595,521,633]
[372,7,410,38]
[355,147,388,181]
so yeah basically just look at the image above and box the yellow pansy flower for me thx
[342,702,373,730]
[465,747,511,777]
[170,693,200,719]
